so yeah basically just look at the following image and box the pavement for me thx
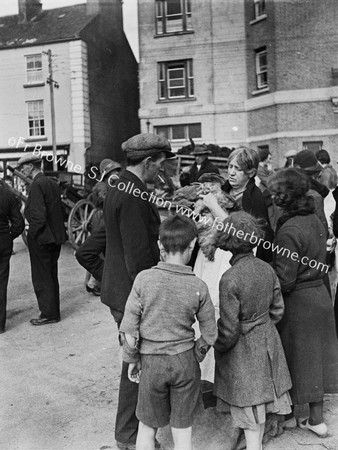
[1,239,338,450]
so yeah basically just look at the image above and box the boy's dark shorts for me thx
[136,348,202,429]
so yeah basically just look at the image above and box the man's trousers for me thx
[27,234,61,319]
[0,234,13,331]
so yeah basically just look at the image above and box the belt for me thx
[239,309,270,334]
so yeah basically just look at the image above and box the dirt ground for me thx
[1,239,338,450]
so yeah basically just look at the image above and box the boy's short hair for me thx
[160,214,197,253]
[216,211,264,253]
[228,147,260,174]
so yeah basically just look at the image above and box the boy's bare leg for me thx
[243,422,264,450]
[171,426,192,450]
[136,422,156,450]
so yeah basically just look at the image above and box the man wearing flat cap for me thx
[101,133,174,450]
[180,144,220,187]
[17,154,67,326]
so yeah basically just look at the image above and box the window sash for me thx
[254,0,265,18]
[27,100,45,136]
[155,123,201,140]
[155,0,192,34]
[26,54,43,83]
[256,50,268,89]
[158,60,194,100]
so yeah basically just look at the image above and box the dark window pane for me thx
[169,87,185,97]
[188,123,201,138]
[166,0,182,15]
[172,125,185,139]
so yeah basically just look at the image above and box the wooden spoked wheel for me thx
[67,199,97,250]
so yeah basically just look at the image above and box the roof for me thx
[0,4,97,49]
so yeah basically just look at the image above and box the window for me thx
[156,0,192,35]
[302,141,323,153]
[25,54,43,83]
[254,0,266,19]
[255,48,268,89]
[155,123,201,140]
[27,100,45,137]
[158,60,194,100]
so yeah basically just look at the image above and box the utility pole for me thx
[45,49,59,171]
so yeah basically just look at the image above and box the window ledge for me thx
[157,97,196,103]
[154,30,194,38]
[251,87,270,96]
[25,137,48,142]
[23,82,45,88]
[249,14,267,25]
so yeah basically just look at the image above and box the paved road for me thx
[1,240,338,450]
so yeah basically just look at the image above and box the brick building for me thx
[0,0,139,174]
[138,0,338,165]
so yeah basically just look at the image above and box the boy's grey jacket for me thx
[214,253,292,407]
[120,262,217,362]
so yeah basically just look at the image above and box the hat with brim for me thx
[99,159,122,178]
[285,149,298,158]
[294,150,322,173]
[122,133,176,159]
[16,153,42,168]
[191,145,212,156]
[198,172,225,185]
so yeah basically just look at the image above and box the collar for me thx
[33,172,44,181]
[230,252,254,266]
[155,261,194,275]
[119,169,148,193]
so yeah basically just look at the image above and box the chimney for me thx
[18,0,42,24]
[86,0,100,16]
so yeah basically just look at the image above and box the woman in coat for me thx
[268,168,338,437]
[214,211,291,450]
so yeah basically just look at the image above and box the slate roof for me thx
[0,4,97,49]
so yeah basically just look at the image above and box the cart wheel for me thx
[67,199,96,249]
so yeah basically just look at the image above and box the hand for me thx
[128,361,142,383]
[200,192,219,210]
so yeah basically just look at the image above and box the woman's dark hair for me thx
[316,149,330,165]
[257,147,271,163]
[160,214,197,253]
[215,211,264,253]
[267,168,314,215]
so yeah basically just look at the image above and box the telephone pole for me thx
[45,49,59,171]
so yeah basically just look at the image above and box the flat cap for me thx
[122,133,175,159]
[17,153,42,168]
[191,145,211,155]
[198,172,225,185]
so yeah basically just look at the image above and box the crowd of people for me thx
[1,133,338,450]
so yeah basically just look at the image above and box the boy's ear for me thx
[158,240,165,252]
[189,237,197,250]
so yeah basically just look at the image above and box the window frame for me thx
[158,59,194,101]
[255,47,268,90]
[254,0,266,19]
[155,0,192,35]
[25,53,43,84]
[26,100,45,137]
[154,123,201,141]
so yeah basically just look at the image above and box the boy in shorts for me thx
[120,214,217,450]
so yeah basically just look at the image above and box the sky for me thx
[0,0,139,60]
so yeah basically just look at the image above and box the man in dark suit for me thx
[179,145,220,186]
[0,179,24,333]
[17,154,67,325]
[102,133,175,450]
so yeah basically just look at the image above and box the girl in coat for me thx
[214,211,292,450]
[268,168,338,438]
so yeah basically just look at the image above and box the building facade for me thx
[138,0,338,165]
[0,0,139,174]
